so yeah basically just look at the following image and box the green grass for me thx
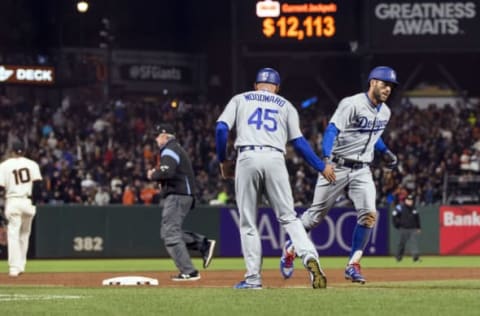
[1,256,479,273]
[1,256,479,315]
[1,281,480,316]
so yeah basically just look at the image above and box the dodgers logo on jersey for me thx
[355,116,388,134]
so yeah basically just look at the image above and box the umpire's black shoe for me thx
[171,270,201,281]
[201,239,216,269]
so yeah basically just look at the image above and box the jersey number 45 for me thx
[248,108,279,132]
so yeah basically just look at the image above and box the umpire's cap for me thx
[152,123,175,136]
[255,67,281,86]
[368,66,399,85]
[12,140,25,154]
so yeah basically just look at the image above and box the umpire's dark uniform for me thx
[392,194,421,262]
[149,124,211,279]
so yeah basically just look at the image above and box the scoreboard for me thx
[236,0,480,52]
[236,0,359,46]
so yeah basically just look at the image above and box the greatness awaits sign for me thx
[375,2,476,35]
[369,1,480,51]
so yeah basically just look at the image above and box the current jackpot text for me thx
[260,2,337,40]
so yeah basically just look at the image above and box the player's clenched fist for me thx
[147,168,156,180]
[321,163,336,183]
[384,150,398,169]
[220,160,236,179]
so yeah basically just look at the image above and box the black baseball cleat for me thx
[171,270,201,281]
[201,239,216,269]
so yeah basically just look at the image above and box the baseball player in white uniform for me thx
[280,66,399,284]
[216,67,335,289]
[0,141,43,277]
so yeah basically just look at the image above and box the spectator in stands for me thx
[460,149,472,173]
[140,182,159,205]
[94,186,111,206]
[209,184,230,205]
[122,185,137,205]
[1,94,478,206]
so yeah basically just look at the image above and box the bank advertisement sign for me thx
[220,207,388,256]
[368,0,480,52]
[440,205,480,254]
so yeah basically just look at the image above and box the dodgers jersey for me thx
[330,92,391,162]
[217,90,302,152]
[0,157,42,198]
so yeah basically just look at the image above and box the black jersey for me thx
[150,138,196,197]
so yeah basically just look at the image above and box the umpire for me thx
[392,194,421,262]
[147,123,216,281]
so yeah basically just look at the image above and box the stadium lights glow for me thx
[77,1,89,13]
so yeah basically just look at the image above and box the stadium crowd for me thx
[1,93,479,208]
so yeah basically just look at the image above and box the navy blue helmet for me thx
[255,68,281,86]
[368,66,399,85]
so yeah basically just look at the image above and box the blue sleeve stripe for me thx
[161,148,180,164]
[322,123,339,157]
[215,122,229,162]
[291,136,325,172]
[374,138,388,153]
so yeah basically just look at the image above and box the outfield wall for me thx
[388,204,440,256]
[33,204,456,258]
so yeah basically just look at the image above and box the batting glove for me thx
[384,150,398,169]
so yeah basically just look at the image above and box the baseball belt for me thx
[238,145,282,153]
[332,157,369,169]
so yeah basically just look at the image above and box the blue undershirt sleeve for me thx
[215,121,229,162]
[322,123,339,157]
[291,136,325,172]
[374,138,388,153]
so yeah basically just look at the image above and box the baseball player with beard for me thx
[216,67,335,289]
[280,66,399,284]
[0,141,43,277]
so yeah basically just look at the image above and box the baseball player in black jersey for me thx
[147,123,216,281]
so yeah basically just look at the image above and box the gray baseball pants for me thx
[161,194,207,274]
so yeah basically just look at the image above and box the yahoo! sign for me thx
[220,207,388,256]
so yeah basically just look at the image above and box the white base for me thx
[102,276,159,286]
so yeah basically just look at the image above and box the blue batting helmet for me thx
[255,68,281,86]
[368,66,399,85]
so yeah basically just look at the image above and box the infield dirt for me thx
[0,267,478,288]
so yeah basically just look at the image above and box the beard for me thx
[373,88,389,103]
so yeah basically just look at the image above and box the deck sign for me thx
[0,65,55,85]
